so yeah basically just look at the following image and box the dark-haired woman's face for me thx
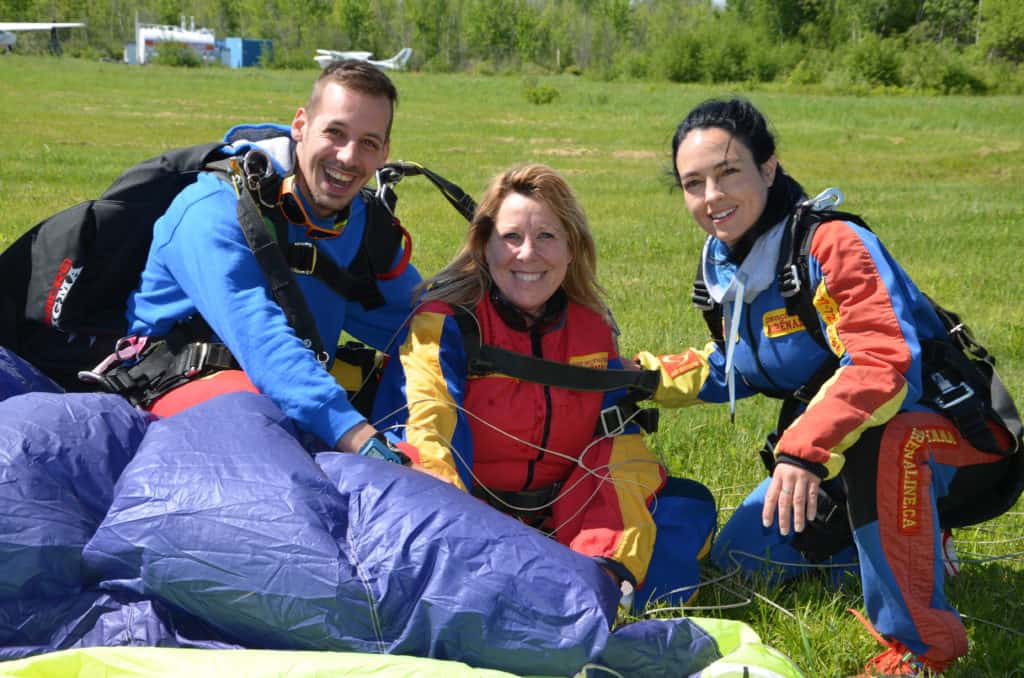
[675,127,777,246]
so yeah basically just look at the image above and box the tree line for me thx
[4,0,1023,94]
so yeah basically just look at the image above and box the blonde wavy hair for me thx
[420,163,609,321]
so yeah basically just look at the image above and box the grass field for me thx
[1,56,1022,677]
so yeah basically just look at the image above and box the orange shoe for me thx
[850,608,953,677]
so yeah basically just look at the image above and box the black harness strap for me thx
[233,172,329,361]
[285,241,386,310]
[452,308,660,394]
[779,208,871,354]
[451,307,660,435]
[379,161,477,223]
[241,148,405,312]
[471,482,562,528]
[88,319,239,408]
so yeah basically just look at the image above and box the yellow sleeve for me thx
[399,311,467,490]
[634,341,717,408]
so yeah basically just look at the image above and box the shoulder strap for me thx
[778,207,871,353]
[451,306,660,396]
[378,161,477,222]
[692,258,725,349]
[231,171,328,362]
[281,189,408,311]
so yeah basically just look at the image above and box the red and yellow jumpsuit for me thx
[373,291,716,602]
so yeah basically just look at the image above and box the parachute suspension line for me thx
[712,574,799,621]
[575,664,626,678]
[638,563,755,615]
[372,396,664,534]
[348,550,389,653]
[722,548,860,572]
[960,613,1024,638]
[345,305,422,407]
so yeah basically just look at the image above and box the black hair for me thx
[671,97,805,261]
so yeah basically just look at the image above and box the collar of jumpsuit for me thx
[701,218,787,419]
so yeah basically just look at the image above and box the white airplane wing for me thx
[0,21,83,51]
[0,22,85,31]
[315,49,373,60]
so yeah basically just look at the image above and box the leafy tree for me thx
[978,0,1024,62]
[463,0,519,65]
[920,0,978,44]
[849,0,920,37]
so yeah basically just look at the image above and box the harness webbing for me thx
[450,307,660,435]
[379,161,477,223]
[232,170,329,361]
[284,242,386,310]
[452,308,660,395]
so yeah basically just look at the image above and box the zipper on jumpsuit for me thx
[523,328,553,491]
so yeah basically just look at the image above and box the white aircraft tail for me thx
[369,47,412,71]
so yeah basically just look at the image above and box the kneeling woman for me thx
[374,164,715,607]
[637,98,1019,674]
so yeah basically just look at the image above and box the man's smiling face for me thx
[290,81,391,219]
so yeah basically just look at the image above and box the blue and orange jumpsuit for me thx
[637,217,1016,665]
[373,291,716,606]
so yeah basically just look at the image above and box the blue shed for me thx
[218,37,272,68]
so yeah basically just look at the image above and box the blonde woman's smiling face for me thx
[485,192,571,318]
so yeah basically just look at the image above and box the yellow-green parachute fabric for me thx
[0,647,521,678]
[0,618,803,678]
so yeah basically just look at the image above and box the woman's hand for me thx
[762,463,820,536]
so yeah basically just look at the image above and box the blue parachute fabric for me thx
[0,348,62,401]
[595,619,721,676]
[0,592,238,662]
[83,392,620,676]
[315,450,618,673]
[0,392,183,660]
[0,392,148,602]
[0,387,802,675]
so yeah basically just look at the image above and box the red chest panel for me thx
[463,299,612,491]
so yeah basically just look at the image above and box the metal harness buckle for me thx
[598,405,627,437]
[779,263,802,298]
[290,241,318,275]
[183,343,211,378]
[691,280,715,311]
[931,372,975,409]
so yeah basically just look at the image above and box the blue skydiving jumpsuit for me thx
[637,216,1016,666]
[127,124,421,448]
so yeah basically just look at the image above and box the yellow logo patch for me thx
[762,308,805,338]
[812,283,845,356]
[570,352,608,369]
[659,350,703,379]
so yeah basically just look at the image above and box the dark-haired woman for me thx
[636,98,1018,675]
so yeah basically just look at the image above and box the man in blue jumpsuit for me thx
[126,60,420,453]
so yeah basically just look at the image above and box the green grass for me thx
[2,57,1023,677]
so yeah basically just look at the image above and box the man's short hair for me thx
[308,59,399,139]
